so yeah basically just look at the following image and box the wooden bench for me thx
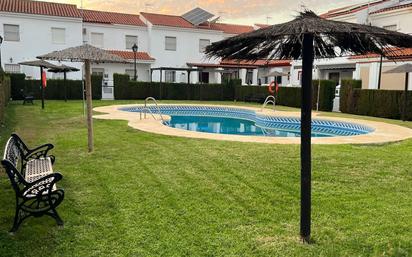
[1,133,64,233]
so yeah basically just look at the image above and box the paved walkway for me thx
[94,104,412,145]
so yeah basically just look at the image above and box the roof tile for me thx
[82,9,146,27]
[0,0,81,18]
[108,50,155,61]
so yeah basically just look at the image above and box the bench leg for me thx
[47,208,64,227]
[10,207,30,234]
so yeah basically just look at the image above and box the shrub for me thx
[340,80,361,113]
[340,87,412,120]
[9,73,26,100]
[114,74,241,101]
[10,75,102,100]
[312,80,336,111]
[0,71,11,123]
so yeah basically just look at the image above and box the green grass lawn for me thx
[0,100,411,257]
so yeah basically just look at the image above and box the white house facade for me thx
[1,0,277,99]
[290,0,412,90]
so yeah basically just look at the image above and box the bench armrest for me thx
[22,172,63,199]
[25,143,55,163]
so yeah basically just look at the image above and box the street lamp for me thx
[132,43,138,81]
[0,35,3,69]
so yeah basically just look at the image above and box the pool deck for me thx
[94,104,412,145]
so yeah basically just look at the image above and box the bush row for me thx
[339,80,362,113]
[114,74,337,111]
[341,88,412,120]
[9,73,102,100]
[0,69,11,123]
[114,74,241,101]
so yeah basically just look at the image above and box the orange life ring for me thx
[268,81,276,94]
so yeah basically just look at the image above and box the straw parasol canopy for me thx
[37,44,127,63]
[19,59,62,109]
[384,63,412,73]
[48,64,80,102]
[206,11,412,61]
[206,10,412,243]
[38,44,127,152]
[384,63,412,121]
[19,59,60,69]
[48,64,80,73]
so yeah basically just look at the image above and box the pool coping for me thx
[93,104,412,145]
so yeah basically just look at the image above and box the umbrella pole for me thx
[300,33,314,243]
[64,71,67,102]
[85,60,94,152]
[404,72,409,121]
[40,67,45,109]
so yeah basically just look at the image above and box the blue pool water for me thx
[121,105,374,138]
[169,116,331,137]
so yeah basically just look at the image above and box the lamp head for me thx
[132,43,138,53]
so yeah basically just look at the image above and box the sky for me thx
[50,0,367,25]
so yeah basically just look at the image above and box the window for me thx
[52,28,66,44]
[125,35,138,50]
[91,33,104,47]
[383,24,397,31]
[165,71,176,82]
[199,72,209,84]
[125,69,137,79]
[4,64,20,73]
[165,36,176,51]
[4,24,20,41]
[246,69,254,85]
[199,39,210,53]
[92,68,104,76]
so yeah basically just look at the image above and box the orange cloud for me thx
[51,0,366,25]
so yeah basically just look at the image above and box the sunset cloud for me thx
[51,0,366,25]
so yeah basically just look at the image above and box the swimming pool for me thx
[121,105,374,138]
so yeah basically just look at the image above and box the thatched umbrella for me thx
[206,10,412,243]
[38,44,127,152]
[48,64,80,102]
[19,59,60,109]
[384,64,412,121]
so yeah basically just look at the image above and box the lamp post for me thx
[0,35,3,69]
[132,43,138,81]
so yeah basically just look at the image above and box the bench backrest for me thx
[2,135,28,194]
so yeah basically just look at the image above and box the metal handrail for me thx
[139,107,159,121]
[144,97,165,122]
[261,95,276,111]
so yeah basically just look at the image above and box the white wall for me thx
[148,26,224,82]
[91,63,152,86]
[83,23,149,52]
[370,10,412,34]
[0,12,83,79]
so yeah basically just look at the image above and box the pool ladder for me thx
[261,95,276,112]
[139,97,167,124]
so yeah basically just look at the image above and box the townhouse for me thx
[290,0,412,90]
[2,0,283,99]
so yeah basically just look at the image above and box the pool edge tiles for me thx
[93,104,412,145]
[120,105,375,138]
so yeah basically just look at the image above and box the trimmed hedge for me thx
[340,80,362,113]
[9,73,26,100]
[9,73,103,100]
[114,74,241,101]
[0,69,11,123]
[341,88,412,120]
[114,73,337,111]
